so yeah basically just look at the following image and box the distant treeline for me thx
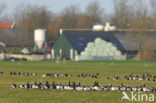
[0,0,156,47]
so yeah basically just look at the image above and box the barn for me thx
[51,29,125,60]
[51,29,156,60]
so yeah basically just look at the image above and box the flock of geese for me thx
[124,73,156,82]
[42,73,72,77]
[77,73,99,78]
[10,72,38,76]
[0,71,155,92]
[1,72,156,82]
[11,81,156,92]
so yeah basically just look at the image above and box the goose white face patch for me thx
[121,91,155,102]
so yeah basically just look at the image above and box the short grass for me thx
[0,60,156,103]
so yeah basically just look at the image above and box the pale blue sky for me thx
[1,0,114,14]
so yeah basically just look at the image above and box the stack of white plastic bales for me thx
[75,38,126,61]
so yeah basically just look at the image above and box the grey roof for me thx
[62,30,125,51]
[114,31,156,51]
[114,32,138,51]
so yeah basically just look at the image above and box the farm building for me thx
[0,42,6,53]
[51,29,156,60]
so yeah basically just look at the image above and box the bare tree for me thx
[0,1,8,44]
[77,15,91,29]
[141,39,156,60]
[127,0,151,56]
[48,16,61,41]
[85,1,104,27]
[0,0,6,19]
[150,0,156,14]
[150,0,156,28]
[13,3,53,46]
[128,16,152,53]
[111,0,133,28]
[132,0,148,20]
[60,5,80,29]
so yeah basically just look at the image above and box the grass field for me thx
[0,60,155,103]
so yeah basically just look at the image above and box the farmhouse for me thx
[52,29,156,60]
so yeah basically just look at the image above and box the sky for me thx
[1,0,114,15]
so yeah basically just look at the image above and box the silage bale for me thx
[97,52,103,56]
[110,46,117,51]
[91,52,97,56]
[95,38,102,43]
[95,38,103,46]
[87,42,95,48]
[85,47,93,52]
[92,48,98,52]
[106,42,113,47]
[80,51,84,56]
[85,50,91,55]
[97,47,102,51]
[102,47,108,51]
[80,56,88,60]
[114,51,121,56]
[104,47,110,52]
[80,51,87,56]
[97,43,107,48]
[99,41,107,46]
[86,52,91,56]
[79,37,126,61]
[98,48,104,52]
[99,44,106,48]
[108,52,115,56]
[102,52,109,56]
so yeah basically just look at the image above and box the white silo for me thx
[34,29,47,50]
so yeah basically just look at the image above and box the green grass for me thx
[0,61,155,103]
